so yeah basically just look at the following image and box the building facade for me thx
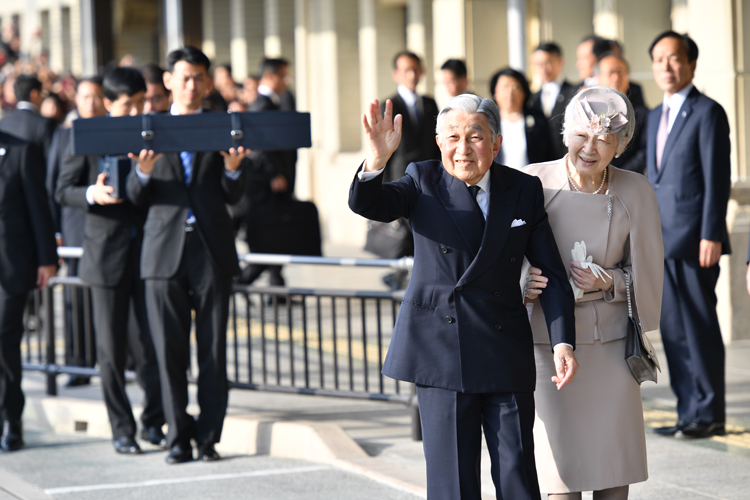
[3,0,750,340]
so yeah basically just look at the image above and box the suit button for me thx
[455,286,463,291]
[446,316,454,324]
[510,256,516,263]
[495,324,502,331]
[440,245,448,254]
[654,183,660,189]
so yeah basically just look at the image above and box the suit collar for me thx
[654,86,699,180]
[435,166,485,256]
[457,164,521,286]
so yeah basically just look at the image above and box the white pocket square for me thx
[511,219,526,228]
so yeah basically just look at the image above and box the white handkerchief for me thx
[511,219,526,228]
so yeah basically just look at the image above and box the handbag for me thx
[624,271,661,384]
[364,218,413,259]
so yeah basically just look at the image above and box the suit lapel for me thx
[538,157,569,208]
[658,91,695,176]
[458,164,520,287]
[646,105,662,180]
[435,166,484,256]
[168,153,185,185]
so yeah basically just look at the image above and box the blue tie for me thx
[180,151,196,224]
[180,151,194,185]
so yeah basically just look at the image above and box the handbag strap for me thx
[625,271,634,320]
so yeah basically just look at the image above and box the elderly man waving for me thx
[349,94,578,500]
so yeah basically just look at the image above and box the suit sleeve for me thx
[45,130,63,233]
[220,159,246,204]
[348,162,420,222]
[699,103,731,243]
[21,144,57,267]
[55,153,92,210]
[523,176,576,348]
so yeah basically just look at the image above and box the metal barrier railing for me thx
[22,249,422,439]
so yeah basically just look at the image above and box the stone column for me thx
[79,0,96,75]
[265,0,281,57]
[229,0,248,79]
[534,0,593,85]
[294,0,311,199]
[432,0,465,104]
[203,0,231,65]
[467,0,507,99]
[165,0,184,53]
[507,0,526,72]
[47,1,64,73]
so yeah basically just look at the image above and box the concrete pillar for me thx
[79,0,96,75]
[593,0,619,39]
[616,0,670,108]
[244,0,266,79]
[165,0,184,53]
[70,1,83,75]
[47,2,65,73]
[507,0,526,72]
[432,0,466,105]
[294,0,311,200]
[466,0,506,100]
[203,0,231,65]
[407,0,432,94]
[358,0,377,118]
[265,0,281,56]
[735,0,750,181]
[533,0,593,85]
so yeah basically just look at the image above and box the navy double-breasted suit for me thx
[349,160,575,499]
[646,86,731,426]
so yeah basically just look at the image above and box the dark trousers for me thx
[660,258,726,424]
[90,240,163,440]
[0,291,27,422]
[63,258,95,368]
[240,264,284,286]
[145,231,230,449]
[416,386,540,500]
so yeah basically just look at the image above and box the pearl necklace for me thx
[566,157,607,194]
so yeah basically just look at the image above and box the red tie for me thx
[656,105,670,170]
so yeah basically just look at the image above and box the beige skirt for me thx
[533,338,648,494]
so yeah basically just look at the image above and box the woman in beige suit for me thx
[524,87,664,500]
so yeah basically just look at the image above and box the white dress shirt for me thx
[499,117,528,171]
[662,83,694,132]
[540,75,565,118]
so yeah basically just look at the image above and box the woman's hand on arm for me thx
[524,266,547,304]
[569,260,613,292]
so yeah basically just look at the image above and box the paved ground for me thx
[3,245,750,499]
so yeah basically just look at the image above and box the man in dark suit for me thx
[530,42,577,159]
[46,76,106,385]
[0,74,57,161]
[440,59,470,98]
[239,57,295,287]
[127,47,247,464]
[647,31,731,439]
[382,51,440,182]
[597,53,648,174]
[56,67,166,455]
[350,95,578,500]
[0,133,57,452]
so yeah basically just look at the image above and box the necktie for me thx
[655,105,670,170]
[469,185,485,225]
[180,151,194,186]
[542,85,554,117]
[180,151,196,224]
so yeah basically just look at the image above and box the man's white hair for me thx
[436,94,501,140]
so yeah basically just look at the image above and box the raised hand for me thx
[362,99,403,172]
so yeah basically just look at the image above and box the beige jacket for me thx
[524,158,664,344]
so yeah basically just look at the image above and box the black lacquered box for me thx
[71,111,311,156]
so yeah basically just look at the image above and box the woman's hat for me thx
[573,86,629,135]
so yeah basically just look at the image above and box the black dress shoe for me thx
[166,443,193,464]
[0,420,24,452]
[653,423,684,436]
[113,436,142,454]
[197,443,220,461]
[64,376,91,388]
[676,422,726,439]
[140,426,167,448]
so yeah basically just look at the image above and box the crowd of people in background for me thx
[0,21,741,500]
